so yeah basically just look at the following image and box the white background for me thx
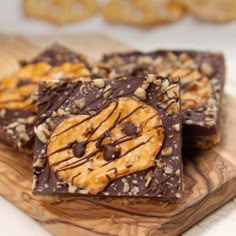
[0,1,236,235]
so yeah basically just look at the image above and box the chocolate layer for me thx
[101,50,225,148]
[33,75,182,200]
[20,44,89,67]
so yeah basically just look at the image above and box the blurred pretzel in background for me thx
[23,0,236,25]
[23,0,98,24]
[101,0,186,26]
[182,0,236,23]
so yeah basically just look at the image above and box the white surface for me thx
[0,1,236,235]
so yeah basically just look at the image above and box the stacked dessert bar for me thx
[101,50,225,149]
[0,45,91,153]
[0,45,225,201]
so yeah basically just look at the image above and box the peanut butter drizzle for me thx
[0,62,91,111]
[47,97,165,195]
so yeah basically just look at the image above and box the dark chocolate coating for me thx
[33,75,182,199]
[21,44,88,67]
[0,108,35,153]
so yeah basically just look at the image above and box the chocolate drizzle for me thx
[120,136,152,158]
[46,97,161,185]
[95,112,121,148]
[38,83,79,124]
[46,98,149,175]
[53,99,119,137]
[48,103,147,172]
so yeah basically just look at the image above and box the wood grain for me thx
[0,34,236,236]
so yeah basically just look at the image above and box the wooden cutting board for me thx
[0,33,236,236]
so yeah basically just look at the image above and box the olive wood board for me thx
[0,33,235,236]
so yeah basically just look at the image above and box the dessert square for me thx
[33,74,182,200]
[101,50,225,149]
[0,45,91,153]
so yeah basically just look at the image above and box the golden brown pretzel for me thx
[47,97,165,194]
[0,62,91,111]
[101,0,185,27]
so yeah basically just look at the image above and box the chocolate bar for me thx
[33,74,182,200]
[101,50,225,149]
[20,44,89,67]
[0,45,91,153]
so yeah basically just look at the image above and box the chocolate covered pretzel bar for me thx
[33,74,182,201]
[101,50,225,149]
[0,45,91,153]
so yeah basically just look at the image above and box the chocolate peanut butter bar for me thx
[101,50,225,149]
[0,45,91,153]
[33,74,182,200]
